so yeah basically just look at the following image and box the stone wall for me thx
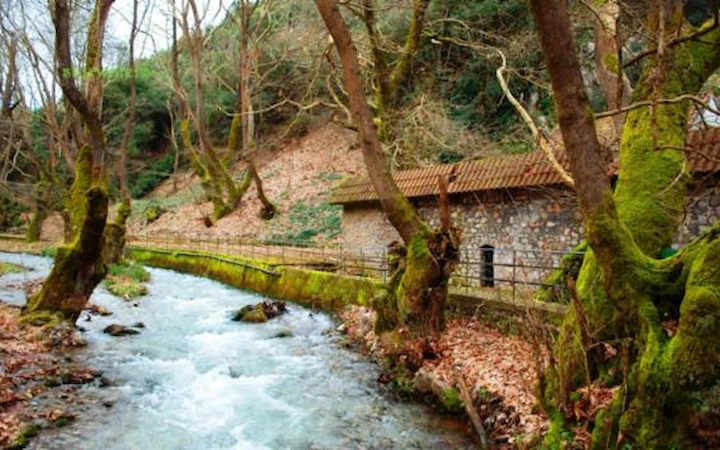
[339,175,720,288]
[342,187,583,288]
[676,175,720,246]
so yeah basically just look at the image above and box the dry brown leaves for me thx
[0,303,98,448]
[125,123,364,242]
[338,307,549,446]
[428,317,549,445]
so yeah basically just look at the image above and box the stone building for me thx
[329,129,720,288]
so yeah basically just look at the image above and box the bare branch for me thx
[496,49,575,189]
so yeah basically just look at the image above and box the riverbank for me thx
[0,302,100,448]
[338,305,549,447]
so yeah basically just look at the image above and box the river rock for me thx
[103,324,141,336]
[86,303,113,316]
[272,329,293,338]
[414,367,451,397]
[233,299,287,323]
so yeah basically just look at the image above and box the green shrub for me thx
[107,262,150,282]
[269,201,343,245]
[129,153,177,199]
[142,202,165,223]
[41,246,58,258]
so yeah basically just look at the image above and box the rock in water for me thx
[233,299,287,323]
[241,309,269,323]
[103,324,141,336]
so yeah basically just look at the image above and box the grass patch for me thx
[104,262,150,299]
[268,201,342,245]
[40,246,58,258]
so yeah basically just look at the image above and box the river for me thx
[0,252,477,449]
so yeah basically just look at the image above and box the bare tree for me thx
[170,0,277,223]
[104,0,143,264]
[227,0,277,219]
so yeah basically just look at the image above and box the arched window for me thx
[480,245,495,288]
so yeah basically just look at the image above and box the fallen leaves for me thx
[0,302,98,448]
[428,317,549,445]
[339,307,550,446]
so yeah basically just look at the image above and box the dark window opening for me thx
[480,245,495,288]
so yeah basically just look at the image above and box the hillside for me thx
[43,122,363,244]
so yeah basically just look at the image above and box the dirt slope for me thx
[129,122,363,241]
[37,123,361,243]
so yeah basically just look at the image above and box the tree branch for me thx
[495,49,575,188]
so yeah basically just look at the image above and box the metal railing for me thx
[127,234,390,282]
[127,234,582,299]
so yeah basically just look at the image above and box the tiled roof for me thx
[330,129,720,205]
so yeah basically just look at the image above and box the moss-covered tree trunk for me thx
[26,180,49,243]
[531,1,720,446]
[22,0,112,323]
[24,186,108,323]
[175,0,276,224]
[360,0,430,151]
[315,0,459,346]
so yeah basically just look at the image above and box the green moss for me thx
[104,276,149,299]
[107,262,150,282]
[40,246,58,258]
[397,232,433,326]
[18,310,65,327]
[603,53,620,75]
[0,261,25,276]
[127,248,384,314]
[439,387,465,414]
[142,202,165,223]
[240,308,268,323]
[543,411,574,449]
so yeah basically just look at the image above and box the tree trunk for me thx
[315,0,458,342]
[590,0,632,135]
[22,0,112,323]
[103,197,131,265]
[531,0,720,446]
[23,187,107,323]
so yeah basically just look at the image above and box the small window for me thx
[480,245,495,288]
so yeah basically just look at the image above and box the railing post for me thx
[382,247,387,283]
[512,249,517,301]
[465,244,469,293]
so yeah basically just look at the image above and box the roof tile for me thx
[329,130,720,205]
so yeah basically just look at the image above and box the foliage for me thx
[102,62,171,155]
[141,202,165,223]
[128,152,178,199]
[40,246,58,258]
[418,0,548,143]
[107,261,150,283]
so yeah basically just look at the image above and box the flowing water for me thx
[0,252,476,450]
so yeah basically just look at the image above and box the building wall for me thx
[677,176,720,246]
[341,187,583,287]
[339,176,720,288]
